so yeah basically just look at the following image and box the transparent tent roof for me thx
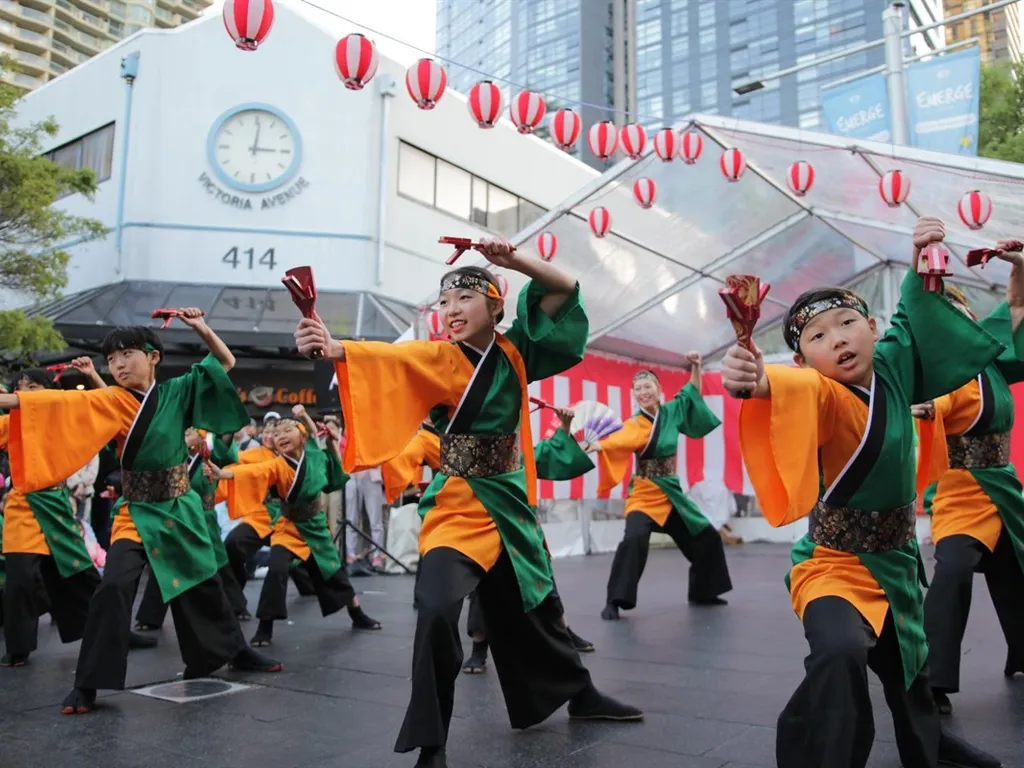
[432,114,1024,367]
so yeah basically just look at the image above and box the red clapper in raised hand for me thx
[966,239,1023,269]
[529,396,556,414]
[718,275,771,400]
[281,266,323,360]
[151,308,206,329]
[918,243,952,292]
[440,236,517,266]
[45,363,71,382]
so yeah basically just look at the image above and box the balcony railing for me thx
[16,49,48,67]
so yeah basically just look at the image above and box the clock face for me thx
[208,106,301,193]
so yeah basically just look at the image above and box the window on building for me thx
[397,143,436,205]
[46,122,115,187]
[127,5,152,23]
[397,142,545,238]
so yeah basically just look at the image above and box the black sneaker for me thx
[567,627,595,653]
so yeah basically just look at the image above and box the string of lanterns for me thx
[224,0,997,252]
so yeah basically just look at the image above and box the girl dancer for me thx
[913,262,1024,715]
[588,352,732,619]
[295,240,642,768]
[720,217,1001,768]
[133,428,248,630]
[206,410,380,646]
[0,312,281,714]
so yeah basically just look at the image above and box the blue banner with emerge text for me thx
[906,47,980,156]
[820,72,892,142]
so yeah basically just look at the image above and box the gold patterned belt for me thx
[440,433,520,478]
[947,432,1011,470]
[635,455,676,479]
[280,497,321,524]
[121,463,190,503]
[808,499,917,554]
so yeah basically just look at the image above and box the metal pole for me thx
[374,75,396,286]
[114,51,139,274]
[883,1,910,146]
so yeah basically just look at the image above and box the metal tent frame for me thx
[419,113,1024,367]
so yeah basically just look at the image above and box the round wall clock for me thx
[206,102,302,193]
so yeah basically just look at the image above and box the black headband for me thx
[784,290,869,352]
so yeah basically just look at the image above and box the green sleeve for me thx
[922,481,937,516]
[977,302,1024,384]
[662,382,721,438]
[875,272,1004,402]
[166,354,250,436]
[210,435,239,467]
[302,439,348,496]
[534,429,594,481]
[502,280,588,382]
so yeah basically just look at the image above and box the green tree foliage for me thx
[0,57,107,363]
[978,62,1024,163]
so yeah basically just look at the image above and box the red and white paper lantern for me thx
[493,273,509,297]
[509,90,546,134]
[679,130,703,164]
[550,108,582,151]
[787,160,815,197]
[427,310,446,340]
[223,0,274,51]
[879,170,910,207]
[588,207,611,238]
[467,80,502,128]
[406,58,447,110]
[619,123,647,160]
[720,148,746,182]
[633,178,656,209]
[588,121,619,161]
[653,128,677,161]
[536,232,558,261]
[957,190,992,230]
[334,33,378,90]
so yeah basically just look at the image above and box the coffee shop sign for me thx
[239,385,318,408]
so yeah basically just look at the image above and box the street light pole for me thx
[883,1,911,145]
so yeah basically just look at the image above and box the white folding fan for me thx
[569,400,623,444]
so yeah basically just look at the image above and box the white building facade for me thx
[13,0,597,358]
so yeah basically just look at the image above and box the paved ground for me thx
[1,544,1021,768]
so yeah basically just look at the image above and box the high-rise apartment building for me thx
[943,0,1021,66]
[0,0,209,92]
[436,0,945,166]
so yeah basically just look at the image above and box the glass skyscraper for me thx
[435,0,944,167]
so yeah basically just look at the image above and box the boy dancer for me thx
[720,218,1002,768]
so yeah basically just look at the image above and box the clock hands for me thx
[249,118,262,156]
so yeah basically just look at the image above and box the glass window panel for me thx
[104,282,179,327]
[471,176,488,226]
[376,296,418,327]
[316,292,361,338]
[518,199,545,231]
[81,124,115,182]
[435,160,471,220]
[486,184,518,236]
[59,283,131,323]
[208,288,272,331]
[397,143,436,205]
[162,284,223,314]
[358,301,404,340]
[251,289,302,333]
[50,142,81,170]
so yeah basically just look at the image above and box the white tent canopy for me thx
[420,114,1023,366]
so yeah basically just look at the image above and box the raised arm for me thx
[686,351,702,393]
[177,307,235,372]
[476,238,577,318]
[993,241,1024,333]
[70,357,107,389]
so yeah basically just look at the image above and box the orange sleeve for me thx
[915,383,979,495]
[595,419,650,495]
[214,478,229,505]
[9,388,137,492]
[0,414,9,450]
[225,459,283,521]
[739,365,838,527]
[336,340,461,473]
[239,446,275,464]
[381,430,438,504]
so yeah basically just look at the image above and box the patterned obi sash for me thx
[121,463,190,503]
[947,432,1011,470]
[808,499,917,553]
[280,497,321,524]
[635,455,676,479]
[440,434,520,478]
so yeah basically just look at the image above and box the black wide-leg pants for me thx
[223,523,271,606]
[2,553,99,655]
[466,579,566,639]
[255,544,355,620]
[395,547,591,754]
[924,530,1024,693]
[606,510,732,610]
[777,595,990,768]
[74,539,246,690]
[135,562,249,628]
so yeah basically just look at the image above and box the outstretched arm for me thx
[478,238,577,317]
[177,308,235,372]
